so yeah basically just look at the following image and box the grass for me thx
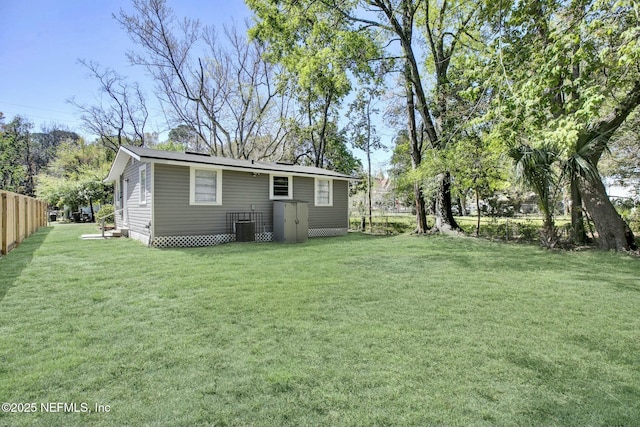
[1,224,639,426]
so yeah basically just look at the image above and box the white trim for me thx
[122,178,129,226]
[139,165,147,205]
[105,147,142,182]
[129,229,151,246]
[134,157,354,181]
[150,163,155,245]
[190,166,223,205]
[314,178,333,206]
[114,179,121,209]
[269,174,293,200]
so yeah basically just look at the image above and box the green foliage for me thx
[599,110,640,185]
[36,140,113,213]
[388,130,416,208]
[158,125,195,152]
[96,203,115,223]
[349,214,417,235]
[0,116,77,197]
[321,129,362,175]
[151,139,187,152]
[0,115,32,195]
[451,134,510,197]
[490,0,640,154]
[508,143,559,230]
[485,0,640,249]
[249,0,380,94]
[248,0,383,168]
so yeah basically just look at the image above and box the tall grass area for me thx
[351,213,574,243]
[1,224,639,426]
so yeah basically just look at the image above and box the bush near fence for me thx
[349,213,577,244]
[0,191,48,256]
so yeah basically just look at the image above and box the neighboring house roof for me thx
[105,145,356,182]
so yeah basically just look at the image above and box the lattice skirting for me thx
[151,229,345,248]
[152,232,273,248]
[256,232,273,242]
[308,228,348,237]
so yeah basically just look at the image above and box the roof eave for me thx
[138,154,356,180]
[109,145,358,181]
[104,147,141,182]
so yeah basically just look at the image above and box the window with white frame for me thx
[190,167,222,205]
[270,174,293,199]
[139,166,147,205]
[315,178,333,206]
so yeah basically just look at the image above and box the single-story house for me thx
[105,145,355,247]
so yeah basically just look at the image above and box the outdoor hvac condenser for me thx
[235,219,255,242]
[273,200,308,243]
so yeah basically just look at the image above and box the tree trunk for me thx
[458,196,466,217]
[414,182,429,233]
[570,178,587,245]
[577,174,637,251]
[540,199,557,248]
[367,193,373,234]
[404,59,428,233]
[89,199,95,223]
[433,172,460,233]
[576,81,640,250]
[475,189,481,237]
[367,151,373,233]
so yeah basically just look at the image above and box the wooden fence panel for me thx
[18,196,25,244]
[0,190,48,256]
[1,192,5,255]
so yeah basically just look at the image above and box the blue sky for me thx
[0,0,390,170]
[0,0,251,134]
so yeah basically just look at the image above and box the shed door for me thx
[296,202,308,243]
[284,202,297,242]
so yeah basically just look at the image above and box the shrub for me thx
[96,204,115,223]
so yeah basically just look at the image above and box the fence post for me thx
[1,192,7,255]
[14,195,20,249]
[25,197,30,238]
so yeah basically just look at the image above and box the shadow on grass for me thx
[0,226,52,303]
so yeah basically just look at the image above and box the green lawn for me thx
[1,224,639,426]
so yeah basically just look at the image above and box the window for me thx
[190,167,222,205]
[315,178,333,206]
[139,166,147,205]
[270,175,293,200]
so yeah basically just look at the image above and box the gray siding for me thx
[122,160,152,238]
[153,163,349,237]
[292,177,349,229]
[154,164,273,236]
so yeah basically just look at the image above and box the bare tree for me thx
[69,59,148,153]
[116,0,292,160]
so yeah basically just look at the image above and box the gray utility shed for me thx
[105,146,356,248]
[274,200,309,243]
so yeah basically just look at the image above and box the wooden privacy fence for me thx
[1,190,48,256]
